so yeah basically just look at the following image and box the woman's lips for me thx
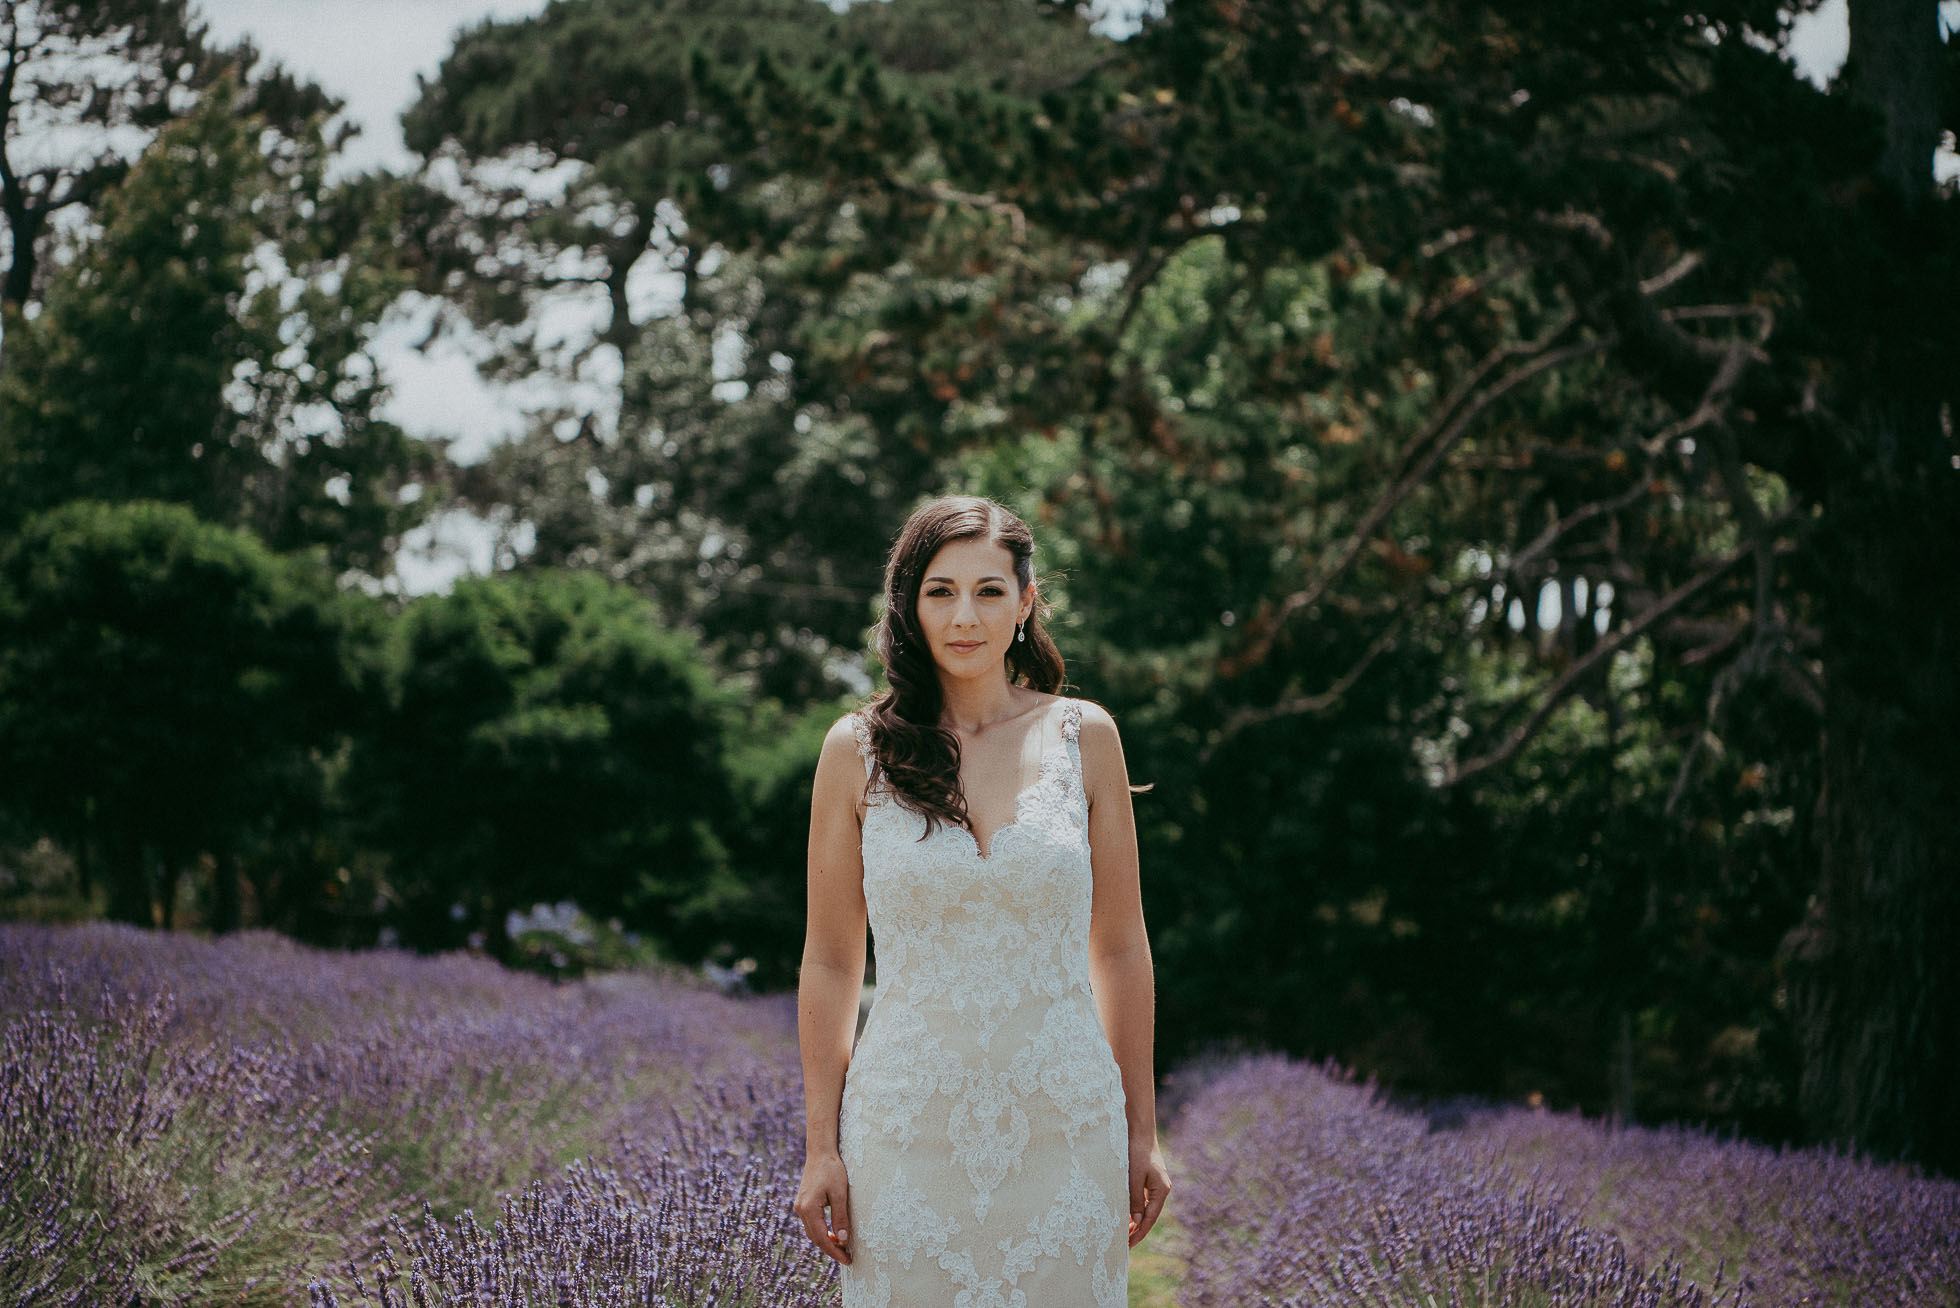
[948,640,983,650]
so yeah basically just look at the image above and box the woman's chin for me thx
[934,650,1003,677]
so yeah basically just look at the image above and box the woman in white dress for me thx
[794,495,1171,1306]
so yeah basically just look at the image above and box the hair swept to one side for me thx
[860,495,1064,837]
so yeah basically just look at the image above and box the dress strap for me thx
[849,711,876,781]
[1058,698,1086,804]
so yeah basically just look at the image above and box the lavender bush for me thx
[0,923,829,1306]
[12,922,1951,1308]
[1461,1100,1960,1305]
[1,973,387,1305]
[1169,1053,1960,1308]
[309,1080,834,1308]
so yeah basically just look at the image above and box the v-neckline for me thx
[955,734,1066,862]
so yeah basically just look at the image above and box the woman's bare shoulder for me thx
[823,710,862,745]
[1067,697,1128,774]
[814,712,869,778]
[1067,695,1121,735]
[1067,694,1113,718]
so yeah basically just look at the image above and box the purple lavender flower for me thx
[1,923,823,1306]
[1169,1053,1959,1308]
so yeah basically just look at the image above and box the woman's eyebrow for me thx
[924,575,1010,585]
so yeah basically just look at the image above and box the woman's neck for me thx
[937,674,1021,736]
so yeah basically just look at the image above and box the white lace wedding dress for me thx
[838,697,1130,1307]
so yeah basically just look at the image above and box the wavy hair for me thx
[862,496,1064,837]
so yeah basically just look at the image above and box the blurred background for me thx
[1,0,1955,1175]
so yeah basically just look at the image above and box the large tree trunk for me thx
[1788,0,1960,1177]
[102,827,155,926]
[1794,444,1960,1173]
[158,854,181,929]
[0,202,43,313]
[212,847,242,933]
[72,823,93,903]
[1846,0,1943,200]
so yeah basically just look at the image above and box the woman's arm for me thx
[792,716,870,1266]
[1080,701,1172,1247]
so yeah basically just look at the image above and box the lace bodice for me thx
[852,701,1098,1051]
[837,696,1129,1308]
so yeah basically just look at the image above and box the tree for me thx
[0,500,368,927]
[392,0,1956,1163]
[681,0,1957,1163]
[348,570,743,960]
[397,0,1108,698]
[0,78,432,575]
[1789,0,1959,1172]
[0,0,337,311]
[717,692,857,988]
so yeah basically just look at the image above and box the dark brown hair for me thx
[862,496,1064,836]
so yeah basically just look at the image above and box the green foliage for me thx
[0,79,430,574]
[376,0,1903,1134]
[0,0,343,308]
[503,899,670,979]
[3,0,1948,1163]
[716,692,861,988]
[0,832,95,923]
[0,500,368,925]
[572,0,1948,1143]
[349,570,742,958]
[396,0,1111,697]
[0,26,434,940]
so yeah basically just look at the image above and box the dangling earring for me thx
[1016,621,1026,643]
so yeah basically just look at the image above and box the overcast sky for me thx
[196,0,549,175]
[182,0,1919,592]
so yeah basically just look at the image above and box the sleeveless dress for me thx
[838,697,1130,1308]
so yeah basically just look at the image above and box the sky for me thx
[182,0,1937,593]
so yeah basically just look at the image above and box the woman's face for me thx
[914,536,1033,678]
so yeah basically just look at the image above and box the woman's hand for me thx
[1126,1135,1172,1247]
[792,1150,853,1266]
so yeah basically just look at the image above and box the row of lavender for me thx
[1169,1054,1960,1307]
[0,923,837,1306]
[9,923,1957,1306]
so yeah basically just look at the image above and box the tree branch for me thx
[888,176,1028,242]
[1638,250,1702,296]
[1502,473,1656,590]
[1536,209,1783,419]
[1201,616,1405,764]
[1661,301,1774,344]
[1419,250,1534,324]
[1444,535,1762,787]
[1232,313,1607,670]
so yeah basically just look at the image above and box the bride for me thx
[793,494,1171,1305]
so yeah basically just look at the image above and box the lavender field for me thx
[1170,1056,1960,1308]
[4,923,1955,1307]
[0,923,831,1307]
